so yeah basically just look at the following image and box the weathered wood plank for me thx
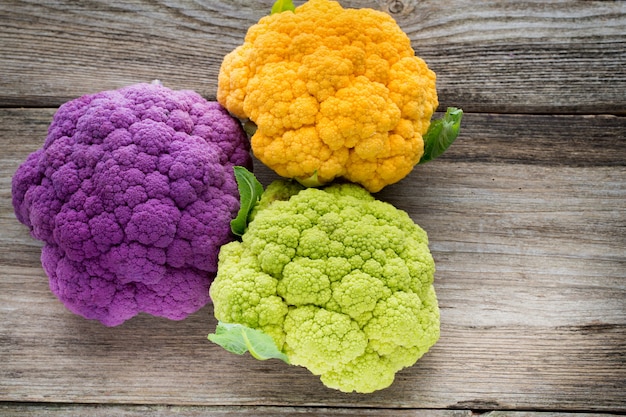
[1,285,624,410]
[1,404,623,417]
[436,113,626,167]
[483,414,625,417]
[394,0,626,114]
[1,405,624,417]
[0,404,469,417]
[0,0,624,113]
[1,109,624,411]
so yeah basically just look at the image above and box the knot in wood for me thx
[388,0,405,14]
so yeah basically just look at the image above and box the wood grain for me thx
[1,0,625,414]
[1,109,624,412]
[0,0,624,113]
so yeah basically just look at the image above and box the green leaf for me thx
[208,322,289,363]
[419,107,463,164]
[271,0,295,14]
[231,166,264,236]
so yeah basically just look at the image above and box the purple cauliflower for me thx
[12,82,252,326]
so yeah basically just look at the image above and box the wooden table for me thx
[1,1,624,415]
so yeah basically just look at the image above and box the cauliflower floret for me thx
[12,82,252,326]
[209,179,439,393]
[217,0,439,192]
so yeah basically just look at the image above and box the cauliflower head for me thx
[12,82,252,326]
[217,0,439,192]
[209,179,439,393]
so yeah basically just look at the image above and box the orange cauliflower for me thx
[217,0,439,192]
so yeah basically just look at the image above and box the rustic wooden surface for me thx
[1,0,625,415]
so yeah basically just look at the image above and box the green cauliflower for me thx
[208,169,439,393]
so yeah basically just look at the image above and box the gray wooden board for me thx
[1,109,624,411]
